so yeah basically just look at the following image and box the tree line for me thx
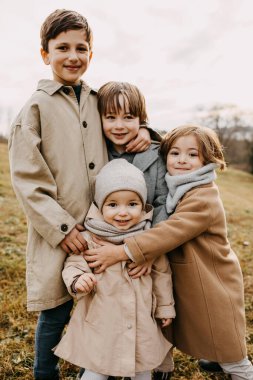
[2,103,253,174]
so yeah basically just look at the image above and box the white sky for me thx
[1,0,253,136]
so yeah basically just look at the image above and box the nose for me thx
[178,153,187,163]
[68,49,78,61]
[114,118,125,129]
[118,206,128,216]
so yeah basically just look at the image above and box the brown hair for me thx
[160,124,226,170]
[97,81,148,126]
[40,9,93,52]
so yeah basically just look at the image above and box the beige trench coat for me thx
[54,229,175,376]
[125,183,247,363]
[8,79,108,311]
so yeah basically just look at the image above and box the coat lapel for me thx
[132,144,158,172]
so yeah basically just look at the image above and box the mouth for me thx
[114,219,130,225]
[112,133,128,139]
[64,66,81,71]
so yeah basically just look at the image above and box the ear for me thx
[89,51,93,62]
[41,48,50,65]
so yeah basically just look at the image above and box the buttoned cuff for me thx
[124,237,146,264]
[155,305,176,319]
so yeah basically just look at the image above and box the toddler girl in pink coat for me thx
[54,159,175,380]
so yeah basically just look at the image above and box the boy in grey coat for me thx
[97,81,168,226]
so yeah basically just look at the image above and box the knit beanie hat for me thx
[94,159,147,210]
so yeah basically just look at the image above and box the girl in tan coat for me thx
[83,125,253,380]
[54,159,175,380]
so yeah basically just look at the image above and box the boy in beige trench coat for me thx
[8,9,151,380]
[54,159,175,380]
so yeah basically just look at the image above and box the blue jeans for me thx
[34,299,74,380]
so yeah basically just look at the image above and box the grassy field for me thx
[1,141,253,380]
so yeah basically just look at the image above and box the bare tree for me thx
[193,103,253,172]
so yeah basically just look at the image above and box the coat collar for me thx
[132,143,160,172]
[37,79,94,96]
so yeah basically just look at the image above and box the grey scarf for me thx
[165,163,218,215]
[84,204,152,244]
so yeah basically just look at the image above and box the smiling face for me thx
[102,190,143,230]
[101,95,140,153]
[41,29,92,86]
[167,134,204,175]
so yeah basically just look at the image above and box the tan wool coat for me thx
[125,183,247,363]
[8,79,108,311]
[54,228,175,377]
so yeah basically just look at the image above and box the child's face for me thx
[102,190,143,230]
[101,95,140,153]
[41,29,92,86]
[167,134,204,175]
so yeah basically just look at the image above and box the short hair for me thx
[40,9,93,52]
[97,82,148,126]
[160,124,226,170]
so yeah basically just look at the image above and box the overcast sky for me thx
[1,0,253,136]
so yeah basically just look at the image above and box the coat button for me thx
[82,121,87,128]
[127,324,132,329]
[63,87,70,95]
[89,162,95,169]
[60,224,68,232]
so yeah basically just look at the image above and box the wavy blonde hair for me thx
[160,124,226,170]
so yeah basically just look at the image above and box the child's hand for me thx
[125,127,151,153]
[127,260,154,278]
[73,273,97,293]
[160,318,172,328]
[84,238,128,273]
[60,225,87,254]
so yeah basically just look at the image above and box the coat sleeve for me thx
[62,234,99,298]
[125,187,215,264]
[151,255,175,319]
[8,104,77,248]
[62,253,92,297]
[151,154,169,225]
[147,126,163,142]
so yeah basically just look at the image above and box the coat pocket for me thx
[168,246,193,264]
[84,294,98,325]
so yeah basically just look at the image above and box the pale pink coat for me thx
[54,231,175,376]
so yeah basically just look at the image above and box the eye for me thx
[169,150,179,156]
[108,202,117,208]
[104,115,115,120]
[125,115,135,120]
[189,152,199,157]
[78,46,88,52]
[129,202,138,207]
[57,45,68,51]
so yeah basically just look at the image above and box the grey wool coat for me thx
[8,79,108,311]
[109,142,168,225]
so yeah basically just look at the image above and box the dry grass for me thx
[1,141,253,379]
